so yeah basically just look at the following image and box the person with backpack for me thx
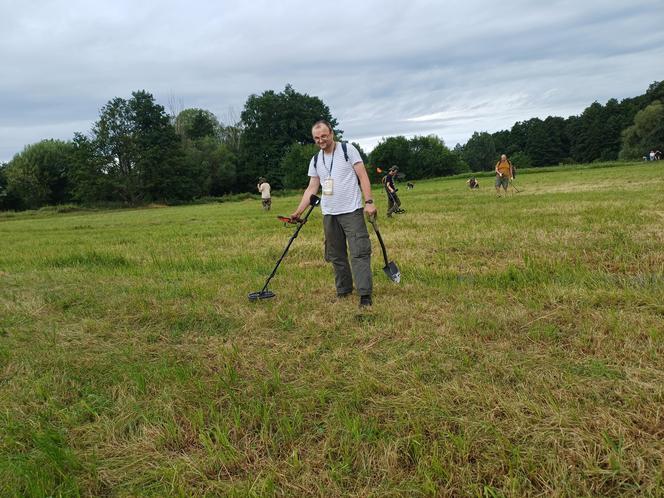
[382,166,403,217]
[494,154,514,197]
[290,120,377,308]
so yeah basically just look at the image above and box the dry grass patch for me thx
[1,161,663,497]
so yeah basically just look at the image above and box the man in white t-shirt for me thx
[291,120,377,307]
[257,177,271,210]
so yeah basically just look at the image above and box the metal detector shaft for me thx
[387,189,398,206]
[258,201,316,294]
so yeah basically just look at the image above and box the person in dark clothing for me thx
[467,177,480,189]
[382,166,404,217]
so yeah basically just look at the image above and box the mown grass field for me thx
[1,161,663,497]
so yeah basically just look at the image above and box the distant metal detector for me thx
[248,195,320,301]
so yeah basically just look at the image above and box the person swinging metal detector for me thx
[382,166,405,217]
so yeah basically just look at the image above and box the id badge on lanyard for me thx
[321,146,336,196]
[322,177,334,196]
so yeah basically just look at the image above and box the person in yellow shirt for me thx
[494,154,513,196]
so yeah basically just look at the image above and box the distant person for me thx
[655,150,662,160]
[494,154,514,196]
[649,150,656,161]
[257,177,271,210]
[382,166,404,217]
[466,177,480,189]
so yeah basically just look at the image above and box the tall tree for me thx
[238,84,339,190]
[369,135,465,181]
[278,143,319,189]
[491,130,514,156]
[175,108,222,141]
[182,137,237,196]
[462,132,496,171]
[69,132,113,204]
[0,162,21,211]
[619,101,664,160]
[369,136,412,181]
[409,135,467,177]
[90,90,195,203]
[3,139,75,209]
[523,117,569,166]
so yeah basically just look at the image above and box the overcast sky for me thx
[1,0,663,162]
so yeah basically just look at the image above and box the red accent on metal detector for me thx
[277,215,301,225]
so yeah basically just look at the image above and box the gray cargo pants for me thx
[323,208,373,297]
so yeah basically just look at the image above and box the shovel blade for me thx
[383,261,401,283]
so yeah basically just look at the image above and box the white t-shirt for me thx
[308,142,364,216]
[258,182,271,199]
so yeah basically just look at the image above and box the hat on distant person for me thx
[389,165,399,173]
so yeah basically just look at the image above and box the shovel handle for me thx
[368,216,389,267]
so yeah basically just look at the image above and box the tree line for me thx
[1,81,662,211]
[457,81,664,170]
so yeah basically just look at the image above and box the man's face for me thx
[312,124,334,150]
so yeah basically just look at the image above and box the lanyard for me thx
[321,143,336,178]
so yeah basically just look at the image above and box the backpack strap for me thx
[312,141,350,172]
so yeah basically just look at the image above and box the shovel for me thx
[367,213,401,283]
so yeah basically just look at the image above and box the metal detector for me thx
[387,190,405,214]
[248,195,320,301]
[367,214,401,283]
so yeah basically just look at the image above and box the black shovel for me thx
[367,214,401,283]
[248,194,320,301]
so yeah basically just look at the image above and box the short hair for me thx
[312,120,333,132]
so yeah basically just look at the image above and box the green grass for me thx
[1,161,663,497]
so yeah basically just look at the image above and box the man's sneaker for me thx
[359,295,372,307]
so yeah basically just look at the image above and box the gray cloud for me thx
[1,0,663,161]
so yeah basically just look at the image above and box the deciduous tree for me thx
[3,139,75,209]
[620,101,664,160]
[238,84,339,190]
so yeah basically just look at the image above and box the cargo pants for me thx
[323,208,373,297]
